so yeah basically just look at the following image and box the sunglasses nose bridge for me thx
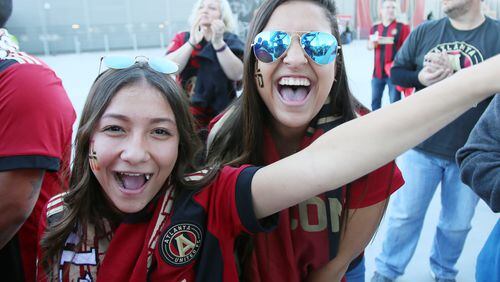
[282,35,308,65]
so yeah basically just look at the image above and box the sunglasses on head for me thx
[98,55,179,76]
[252,30,340,65]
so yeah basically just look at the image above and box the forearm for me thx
[0,169,44,248]
[165,42,194,72]
[253,55,499,219]
[390,65,424,89]
[215,45,243,81]
[310,65,493,190]
[306,202,387,282]
[367,40,375,51]
[332,202,387,268]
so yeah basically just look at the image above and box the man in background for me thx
[372,0,500,281]
[367,0,410,110]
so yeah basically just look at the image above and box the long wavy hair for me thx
[206,0,360,279]
[208,0,357,167]
[39,63,211,278]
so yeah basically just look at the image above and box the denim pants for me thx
[375,149,479,280]
[371,77,401,111]
[476,220,500,282]
[345,256,365,282]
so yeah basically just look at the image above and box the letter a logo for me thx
[175,234,196,257]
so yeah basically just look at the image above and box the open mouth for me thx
[114,172,152,191]
[277,77,312,104]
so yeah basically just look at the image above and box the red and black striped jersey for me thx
[370,20,410,79]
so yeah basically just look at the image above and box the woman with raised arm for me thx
[166,0,243,139]
[207,0,402,280]
[36,34,499,282]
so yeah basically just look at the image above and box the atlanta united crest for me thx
[159,223,203,266]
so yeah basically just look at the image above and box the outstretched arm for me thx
[252,54,500,219]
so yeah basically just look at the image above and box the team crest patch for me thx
[159,223,203,266]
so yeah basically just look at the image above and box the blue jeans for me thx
[371,77,401,111]
[476,220,500,282]
[375,149,479,280]
[345,256,365,282]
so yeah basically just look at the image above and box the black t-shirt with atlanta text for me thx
[392,16,500,158]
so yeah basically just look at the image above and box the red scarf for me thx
[49,187,175,281]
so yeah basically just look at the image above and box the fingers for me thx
[210,19,225,34]
[419,67,444,86]
[210,19,225,44]
[425,51,452,70]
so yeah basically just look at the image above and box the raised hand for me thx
[189,16,204,45]
[210,19,226,49]
[419,51,454,86]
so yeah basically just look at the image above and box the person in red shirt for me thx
[367,0,410,110]
[206,1,404,281]
[0,1,76,281]
[166,0,244,141]
[36,52,500,280]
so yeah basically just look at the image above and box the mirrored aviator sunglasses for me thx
[98,55,179,75]
[252,30,340,65]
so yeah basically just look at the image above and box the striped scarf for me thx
[45,187,175,281]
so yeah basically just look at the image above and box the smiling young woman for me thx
[36,4,500,282]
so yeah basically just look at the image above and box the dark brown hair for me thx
[208,0,357,167]
[206,0,360,279]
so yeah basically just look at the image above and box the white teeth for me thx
[120,172,142,177]
[278,77,311,87]
[118,172,152,181]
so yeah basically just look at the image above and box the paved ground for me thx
[40,40,497,282]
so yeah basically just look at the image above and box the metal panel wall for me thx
[5,0,196,55]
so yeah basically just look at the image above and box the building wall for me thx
[6,0,196,55]
[8,1,495,55]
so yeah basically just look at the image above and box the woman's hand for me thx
[189,16,204,45]
[210,19,226,49]
[306,260,349,282]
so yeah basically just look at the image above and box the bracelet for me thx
[214,43,227,53]
[187,41,198,49]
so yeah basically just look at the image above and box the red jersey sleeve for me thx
[346,161,405,209]
[0,62,76,172]
[194,166,278,237]
[166,32,188,55]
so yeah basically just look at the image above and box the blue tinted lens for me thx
[103,56,135,69]
[253,31,291,63]
[149,57,179,74]
[301,31,338,65]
